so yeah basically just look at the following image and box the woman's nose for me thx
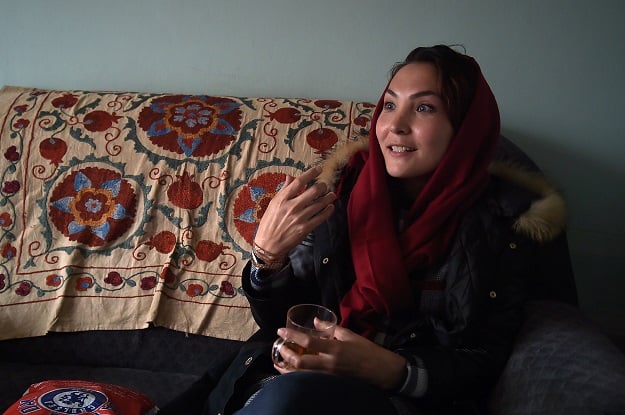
[389,111,410,134]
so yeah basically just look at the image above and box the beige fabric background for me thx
[0,86,373,341]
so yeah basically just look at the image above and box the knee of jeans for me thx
[266,371,326,395]
[240,372,330,413]
[241,372,396,415]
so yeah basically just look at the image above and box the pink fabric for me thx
[340,58,500,334]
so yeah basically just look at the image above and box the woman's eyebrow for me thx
[385,88,438,99]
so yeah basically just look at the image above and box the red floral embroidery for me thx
[219,281,235,296]
[4,146,19,162]
[16,281,31,296]
[186,283,203,297]
[147,231,177,254]
[0,274,5,290]
[12,118,29,130]
[195,240,228,262]
[140,276,157,290]
[51,93,78,109]
[306,128,338,155]
[104,271,123,286]
[314,100,341,109]
[2,180,20,194]
[39,137,68,166]
[354,116,368,127]
[13,105,28,114]
[75,277,93,291]
[167,172,203,209]
[0,212,12,228]
[138,95,242,157]
[1,244,16,260]
[83,111,122,132]
[159,268,177,284]
[46,274,62,287]
[267,107,302,124]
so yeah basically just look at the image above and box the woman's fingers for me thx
[254,166,336,254]
[279,168,335,209]
[281,166,323,199]
[297,191,336,222]
[274,328,337,371]
[332,325,358,341]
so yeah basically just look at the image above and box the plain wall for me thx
[1,0,624,341]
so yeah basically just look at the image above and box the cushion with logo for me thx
[2,380,156,415]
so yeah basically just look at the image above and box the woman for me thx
[161,45,570,415]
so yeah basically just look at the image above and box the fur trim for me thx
[317,139,567,243]
[488,162,567,243]
[317,136,369,191]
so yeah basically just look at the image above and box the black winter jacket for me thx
[241,137,575,408]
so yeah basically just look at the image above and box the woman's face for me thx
[376,62,454,188]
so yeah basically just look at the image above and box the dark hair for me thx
[390,45,478,131]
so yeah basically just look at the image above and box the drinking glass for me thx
[271,303,337,369]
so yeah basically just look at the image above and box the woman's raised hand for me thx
[254,166,337,260]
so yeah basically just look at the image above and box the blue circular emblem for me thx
[39,388,108,413]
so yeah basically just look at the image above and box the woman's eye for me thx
[383,102,395,110]
[416,104,433,112]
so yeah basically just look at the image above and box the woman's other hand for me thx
[273,326,407,391]
[254,166,336,258]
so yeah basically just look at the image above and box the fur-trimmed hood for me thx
[316,136,567,244]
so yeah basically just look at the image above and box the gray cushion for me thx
[0,326,243,412]
[0,326,242,374]
[490,300,625,415]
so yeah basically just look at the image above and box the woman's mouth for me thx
[390,145,416,153]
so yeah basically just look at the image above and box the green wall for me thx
[2,0,624,341]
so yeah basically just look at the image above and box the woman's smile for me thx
[389,145,417,153]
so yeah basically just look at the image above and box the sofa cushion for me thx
[490,300,625,415]
[0,325,241,374]
[0,326,243,412]
[2,377,158,414]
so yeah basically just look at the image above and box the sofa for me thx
[0,85,623,414]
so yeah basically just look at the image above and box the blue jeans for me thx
[234,371,398,415]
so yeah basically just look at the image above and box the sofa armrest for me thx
[489,300,625,415]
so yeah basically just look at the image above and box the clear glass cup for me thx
[271,303,337,369]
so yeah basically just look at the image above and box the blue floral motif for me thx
[139,95,243,157]
[51,171,131,241]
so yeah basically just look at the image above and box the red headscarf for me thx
[339,57,500,334]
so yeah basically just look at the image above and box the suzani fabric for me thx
[0,86,373,340]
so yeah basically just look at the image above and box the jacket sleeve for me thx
[241,237,322,336]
